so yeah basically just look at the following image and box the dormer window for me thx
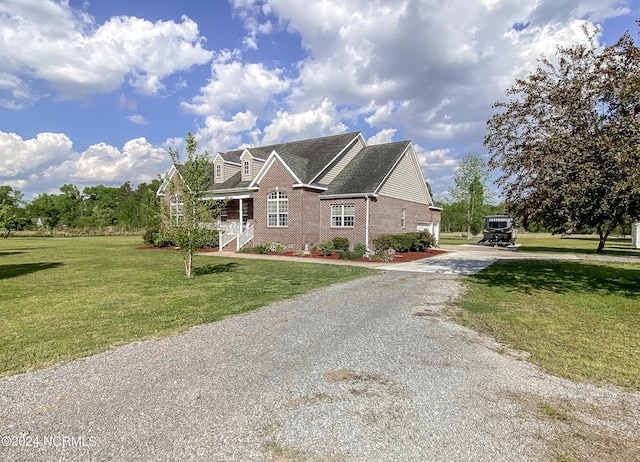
[243,160,250,176]
[215,164,222,178]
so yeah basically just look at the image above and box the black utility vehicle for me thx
[478,215,517,246]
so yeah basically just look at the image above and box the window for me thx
[267,191,288,227]
[170,197,184,226]
[401,208,406,229]
[242,202,249,224]
[219,205,228,223]
[215,163,222,178]
[243,160,250,176]
[331,204,355,227]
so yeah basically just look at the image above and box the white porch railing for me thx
[219,222,239,251]
[237,225,254,251]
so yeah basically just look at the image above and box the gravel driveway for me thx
[1,269,638,461]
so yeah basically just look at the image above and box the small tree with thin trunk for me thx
[449,154,492,239]
[165,132,224,278]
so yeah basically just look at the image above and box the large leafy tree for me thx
[0,186,27,237]
[166,132,224,278]
[485,25,640,253]
[0,186,23,207]
[57,184,84,227]
[449,154,492,239]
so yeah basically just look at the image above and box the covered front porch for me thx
[217,196,254,251]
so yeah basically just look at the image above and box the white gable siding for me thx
[226,163,240,181]
[317,138,364,185]
[240,151,252,181]
[378,152,429,204]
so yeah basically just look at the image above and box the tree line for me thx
[0,181,161,237]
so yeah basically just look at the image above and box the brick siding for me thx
[252,159,322,250]
[368,195,440,247]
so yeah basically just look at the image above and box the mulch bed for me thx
[136,245,447,263]
[244,249,447,263]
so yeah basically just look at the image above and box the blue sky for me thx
[1,0,638,201]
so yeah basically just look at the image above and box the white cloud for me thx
[367,128,397,146]
[127,114,148,125]
[0,132,73,177]
[43,137,167,183]
[364,102,407,129]
[0,130,170,198]
[415,146,458,169]
[0,73,39,110]
[196,111,259,154]
[259,99,347,145]
[231,0,276,50]
[0,1,213,102]
[230,0,624,148]
[181,55,290,117]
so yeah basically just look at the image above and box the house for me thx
[158,132,441,251]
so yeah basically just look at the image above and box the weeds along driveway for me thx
[1,271,637,461]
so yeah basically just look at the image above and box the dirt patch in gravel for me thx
[502,389,640,461]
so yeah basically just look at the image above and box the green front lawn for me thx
[0,236,374,377]
[454,259,640,390]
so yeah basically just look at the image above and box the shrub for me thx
[153,231,174,248]
[318,241,333,256]
[196,228,219,249]
[372,231,434,253]
[143,228,159,245]
[331,237,350,252]
[239,243,269,254]
[346,243,367,260]
[353,243,367,254]
[373,234,416,252]
[406,230,435,251]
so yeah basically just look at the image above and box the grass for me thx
[516,233,640,257]
[0,236,374,377]
[542,403,572,421]
[439,232,640,257]
[454,259,640,390]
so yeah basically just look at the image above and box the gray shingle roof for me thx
[221,132,361,184]
[321,141,411,196]
[204,169,252,191]
[204,133,415,196]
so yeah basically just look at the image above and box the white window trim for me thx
[331,204,355,228]
[267,191,288,227]
[170,197,184,226]
[243,160,251,177]
[215,163,222,178]
[401,208,406,229]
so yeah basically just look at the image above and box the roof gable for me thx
[321,141,411,197]
[223,132,361,184]
[156,164,180,196]
[251,150,302,187]
[377,143,432,204]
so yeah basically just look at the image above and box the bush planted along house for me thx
[373,230,435,253]
[331,237,350,252]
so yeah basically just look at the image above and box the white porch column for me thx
[237,198,243,251]
[365,196,370,250]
